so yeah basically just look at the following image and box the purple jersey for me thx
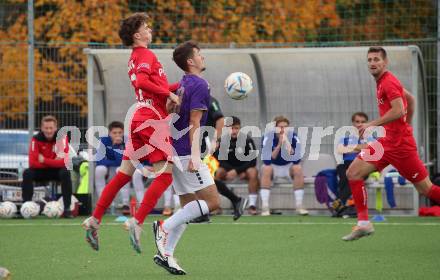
[173,74,210,156]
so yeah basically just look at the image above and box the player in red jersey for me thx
[342,47,440,241]
[82,13,180,252]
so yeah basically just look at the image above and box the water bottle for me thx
[17,162,24,180]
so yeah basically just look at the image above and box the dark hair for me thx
[231,116,241,126]
[273,115,290,126]
[41,115,58,125]
[108,121,124,131]
[351,112,369,122]
[173,40,200,71]
[118,13,149,47]
[367,46,387,59]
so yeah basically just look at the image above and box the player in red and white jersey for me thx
[342,47,440,241]
[82,13,180,253]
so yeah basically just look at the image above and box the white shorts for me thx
[172,156,215,195]
[272,163,293,181]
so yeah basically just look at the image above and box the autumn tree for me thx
[0,0,128,124]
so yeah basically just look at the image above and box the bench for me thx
[217,154,419,215]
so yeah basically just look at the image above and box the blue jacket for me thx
[96,136,125,167]
[262,130,302,165]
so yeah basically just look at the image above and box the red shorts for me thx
[122,119,173,164]
[359,144,428,183]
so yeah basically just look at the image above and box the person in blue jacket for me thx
[261,116,308,216]
[334,112,373,212]
[95,121,145,213]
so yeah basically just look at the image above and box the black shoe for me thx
[121,205,130,216]
[189,214,211,224]
[62,209,73,219]
[232,197,248,221]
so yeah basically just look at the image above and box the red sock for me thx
[135,173,172,225]
[427,184,440,204]
[93,172,132,222]
[349,180,369,221]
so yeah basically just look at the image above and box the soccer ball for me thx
[224,72,253,100]
[20,201,40,219]
[43,201,64,218]
[0,201,17,218]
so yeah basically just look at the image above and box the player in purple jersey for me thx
[152,41,220,275]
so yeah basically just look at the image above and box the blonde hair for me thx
[273,115,290,126]
[41,115,58,125]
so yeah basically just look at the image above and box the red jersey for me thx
[376,71,416,151]
[29,131,69,169]
[128,47,176,121]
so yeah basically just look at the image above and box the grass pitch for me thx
[0,215,439,280]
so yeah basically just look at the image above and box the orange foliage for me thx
[0,0,128,121]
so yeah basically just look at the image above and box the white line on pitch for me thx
[1,222,440,227]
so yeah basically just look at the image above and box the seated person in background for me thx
[214,116,258,218]
[95,121,144,214]
[21,115,73,218]
[334,112,371,213]
[197,98,249,221]
[261,115,308,216]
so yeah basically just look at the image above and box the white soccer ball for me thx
[0,201,17,218]
[224,72,253,100]
[43,201,64,218]
[20,201,40,219]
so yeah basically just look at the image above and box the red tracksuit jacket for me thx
[29,131,69,169]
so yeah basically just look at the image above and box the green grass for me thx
[1,215,439,280]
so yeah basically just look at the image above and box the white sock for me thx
[173,194,181,209]
[94,165,108,198]
[132,169,145,203]
[248,194,258,207]
[163,186,173,208]
[294,189,304,208]
[260,189,270,209]
[164,222,187,256]
[163,200,209,232]
[357,220,370,227]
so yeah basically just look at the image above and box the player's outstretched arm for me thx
[403,88,415,124]
[135,72,170,96]
[169,82,180,93]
